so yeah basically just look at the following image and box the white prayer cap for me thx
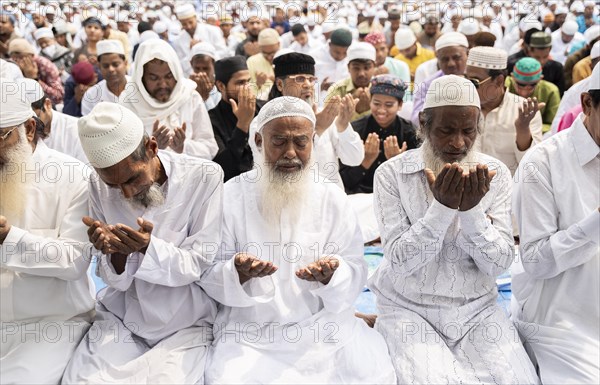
[584,24,600,44]
[435,32,469,51]
[519,18,543,33]
[78,102,145,169]
[588,61,599,90]
[321,22,338,34]
[115,11,131,23]
[591,41,600,60]
[97,40,125,57]
[347,42,376,62]
[273,48,294,59]
[394,28,417,50]
[189,41,217,61]
[458,17,480,35]
[258,28,280,46]
[467,46,508,70]
[554,6,569,15]
[146,10,159,19]
[0,78,35,128]
[16,78,44,104]
[423,75,481,110]
[176,3,196,20]
[139,30,160,44]
[33,27,54,41]
[561,20,579,35]
[252,96,316,136]
[584,0,596,7]
[153,21,168,34]
[570,1,585,13]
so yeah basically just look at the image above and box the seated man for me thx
[0,78,94,383]
[120,39,218,160]
[368,75,540,384]
[63,102,223,383]
[200,98,397,384]
[512,64,600,384]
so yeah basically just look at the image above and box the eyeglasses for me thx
[467,76,492,89]
[288,75,318,84]
[0,126,17,141]
[516,81,538,89]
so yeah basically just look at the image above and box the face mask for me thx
[42,44,57,57]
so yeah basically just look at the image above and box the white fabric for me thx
[175,3,196,20]
[0,78,35,128]
[591,41,600,60]
[0,141,94,384]
[347,41,377,62]
[253,97,316,134]
[467,46,508,70]
[78,102,145,169]
[289,38,321,55]
[435,31,469,51]
[96,39,125,57]
[33,27,53,41]
[44,111,88,163]
[0,59,23,81]
[188,41,217,61]
[550,75,592,135]
[550,29,586,65]
[16,77,44,103]
[413,58,439,88]
[63,152,222,383]
[476,91,543,175]
[512,115,600,384]
[199,169,397,384]
[120,40,218,160]
[310,44,350,100]
[423,74,481,110]
[81,75,132,116]
[173,22,227,76]
[369,148,540,384]
[395,28,417,50]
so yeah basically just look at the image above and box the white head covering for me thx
[153,21,168,34]
[347,42,376,62]
[561,20,579,35]
[467,46,508,70]
[97,40,125,57]
[435,32,469,51]
[395,28,417,50]
[591,41,600,60]
[0,78,35,128]
[78,102,145,169]
[554,6,569,15]
[139,30,160,44]
[119,39,197,128]
[589,61,600,91]
[16,78,44,104]
[519,18,543,33]
[570,0,585,13]
[458,18,480,35]
[175,3,196,20]
[423,75,481,110]
[584,25,600,44]
[33,27,54,41]
[189,41,217,61]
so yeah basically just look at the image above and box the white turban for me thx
[423,75,481,110]
[78,102,145,169]
[0,78,35,128]
[33,27,54,41]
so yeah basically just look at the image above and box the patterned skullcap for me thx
[370,75,407,100]
[513,57,542,83]
[364,32,386,46]
[467,46,507,70]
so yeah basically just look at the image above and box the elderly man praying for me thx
[199,97,396,384]
[368,75,540,384]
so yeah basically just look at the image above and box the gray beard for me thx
[125,183,165,210]
[420,139,478,176]
[0,127,33,222]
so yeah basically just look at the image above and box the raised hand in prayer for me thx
[74,84,91,104]
[230,84,256,133]
[354,87,371,114]
[82,216,123,255]
[315,95,341,135]
[15,56,38,79]
[320,76,333,92]
[170,123,186,154]
[335,94,358,132]
[459,164,496,212]
[109,218,154,256]
[0,215,11,245]
[152,120,171,150]
[383,136,407,159]
[190,72,214,101]
[424,163,465,210]
[361,133,380,169]
[234,253,278,285]
[515,97,537,151]
[255,71,268,88]
[295,256,340,285]
[243,41,260,57]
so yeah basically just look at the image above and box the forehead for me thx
[97,157,140,184]
[349,60,374,68]
[229,70,251,82]
[430,106,479,127]
[372,94,399,103]
[437,46,466,58]
[99,53,124,63]
[144,59,172,75]
[192,55,214,65]
[466,65,489,78]
[263,116,314,136]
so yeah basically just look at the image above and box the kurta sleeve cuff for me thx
[578,210,600,244]
[426,199,458,232]
[223,257,276,306]
[458,205,488,235]
[309,257,356,313]
[336,123,355,139]
[0,226,26,264]
[100,254,136,291]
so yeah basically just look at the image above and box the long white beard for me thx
[256,152,314,230]
[125,183,165,210]
[0,126,33,222]
[421,139,478,176]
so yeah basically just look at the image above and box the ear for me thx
[495,74,505,86]
[276,78,284,92]
[215,80,225,95]
[24,117,36,143]
[581,92,593,116]
[254,132,263,152]
[44,97,52,111]
[146,136,159,157]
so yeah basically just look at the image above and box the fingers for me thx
[82,216,95,227]
[400,141,408,153]
[115,224,146,244]
[229,98,238,112]
[137,217,154,233]
[424,168,436,188]
[153,119,159,131]
[434,164,451,191]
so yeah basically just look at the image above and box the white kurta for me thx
[310,44,350,90]
[62,152,223,384]
[199,169,396,384]
[512,115,600,385]
[80,76,132,116]
[43,110,88,163]
[174,24,227,76]
[369,148,540,384]
[0,141,94,384]
[313,123,364,190]
[550,30,586,65]
[550,76,591,135]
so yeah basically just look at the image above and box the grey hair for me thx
[129,132,150,162]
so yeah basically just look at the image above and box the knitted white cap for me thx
[34,27,54,41]
[153,20,168,34]
[253,96,316,135]
[458,18,480,35]
[347,41,376,62]
[435,32,469,51]
[467,46,508,70]
[16,78,45,103]
[175,3,196,20]
[97,40,125,57]
[395,28,417,50]
[584,24,600,44]
[423,75,480,110]
[561,20,579,36]
[589,61,599,91]
[591,41,600,60]
[258,28,280,46]
[78,102,145,169]
[189,41,217,61]
[0,78,35,128]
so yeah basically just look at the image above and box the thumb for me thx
[424,168,436,188]
[82,216,95,226]
[537,102,546,110]
[488,169,497,180]
[137,218,154,233]
[401,141,408,151]
[153,119,159,131]
[181,122,187,132]
[229,99,238,112]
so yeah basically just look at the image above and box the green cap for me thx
[330,28,353,47]
[513,57,542,83]
[529,32,552,48]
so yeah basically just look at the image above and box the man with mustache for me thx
[63,102,223,383]
[199,98,396,384]
[368,75,540,384]
[0,78,94,383]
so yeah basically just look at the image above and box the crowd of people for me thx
[0,0,598,384]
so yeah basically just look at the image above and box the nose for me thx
[449,133,466,150]
[283,141,297,160]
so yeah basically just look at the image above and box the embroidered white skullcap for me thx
[253,96,316,135]
[347,42,376,62]
[175,3,196,20]
[423,75,481,110]
[561,20,579,35]
[435,32,469,51]
[78,102,145,169]
[189,41,217,61]
[467,46,507,70]
[591,41,600,60]
[588,61,600,91]
[0,78,35,128]
[97,40,125,57]
[321,22,338,34]
[258,28,280,46]
[16,78,45,103]
[33,27,54,41]
[395,28,417,50]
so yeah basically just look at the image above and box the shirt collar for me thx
[571,113,600,166]
[157,151,171,179]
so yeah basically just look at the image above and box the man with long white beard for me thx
[62,102,223,384]
[0,78,94,383]
[199,97,397,384]
[368,75,540,384]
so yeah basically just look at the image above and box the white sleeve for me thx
[329,123,365,167]
[183,93,219,160]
